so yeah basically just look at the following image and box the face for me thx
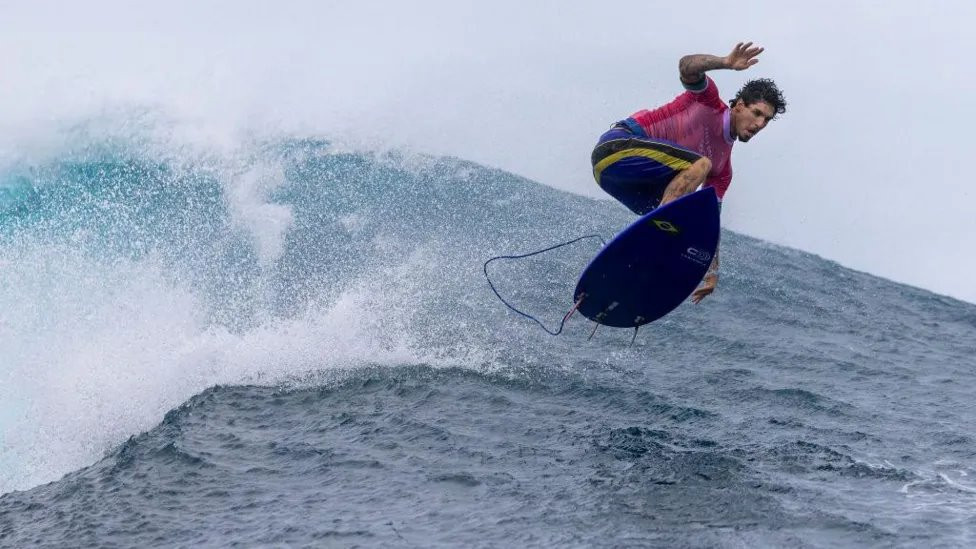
[731,100,776,142]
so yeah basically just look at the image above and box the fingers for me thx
[733,41,764,59]
[691,284,715,304]
[733,42,754,54]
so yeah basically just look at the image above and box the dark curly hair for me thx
[730,78,787,118]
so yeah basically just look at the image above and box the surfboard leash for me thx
[483,234,605,336]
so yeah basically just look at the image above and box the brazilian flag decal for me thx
[652,219,680,234]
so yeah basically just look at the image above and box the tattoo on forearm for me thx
[679,54,727,82]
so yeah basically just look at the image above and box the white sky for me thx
[1,1,974,302]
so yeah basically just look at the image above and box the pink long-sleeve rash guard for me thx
[629,77,735,200]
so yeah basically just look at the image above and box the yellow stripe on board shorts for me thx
[593,147,695,186]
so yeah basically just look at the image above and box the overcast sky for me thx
[1,1,974,303]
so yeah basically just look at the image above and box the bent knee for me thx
[690,156,711,173]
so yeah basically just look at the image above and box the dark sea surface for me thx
[1,129,975,547]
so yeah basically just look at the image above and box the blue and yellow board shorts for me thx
[591,118,703,215]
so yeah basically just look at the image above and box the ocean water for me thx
[1,123,975,548]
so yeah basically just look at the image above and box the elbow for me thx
[678,56,702,84]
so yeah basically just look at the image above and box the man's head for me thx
[729,78,787,142]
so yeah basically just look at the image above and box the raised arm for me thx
[679,42,764,85]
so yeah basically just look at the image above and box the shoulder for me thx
[683,76,725,110]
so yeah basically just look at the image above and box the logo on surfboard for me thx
[652,219,680,234]
[682,246,712,266]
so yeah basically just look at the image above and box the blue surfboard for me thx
[573,187,720,327]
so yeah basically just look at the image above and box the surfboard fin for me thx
[630,326,639,346]
[564,295,585,323]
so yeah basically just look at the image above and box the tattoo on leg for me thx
[662,171,698,203]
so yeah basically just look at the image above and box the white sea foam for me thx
[0,205,491,494]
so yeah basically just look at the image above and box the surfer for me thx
[591,42,786,303]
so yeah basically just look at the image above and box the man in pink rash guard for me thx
[592,42,786,303]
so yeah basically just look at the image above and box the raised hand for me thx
[725,42,764,71]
